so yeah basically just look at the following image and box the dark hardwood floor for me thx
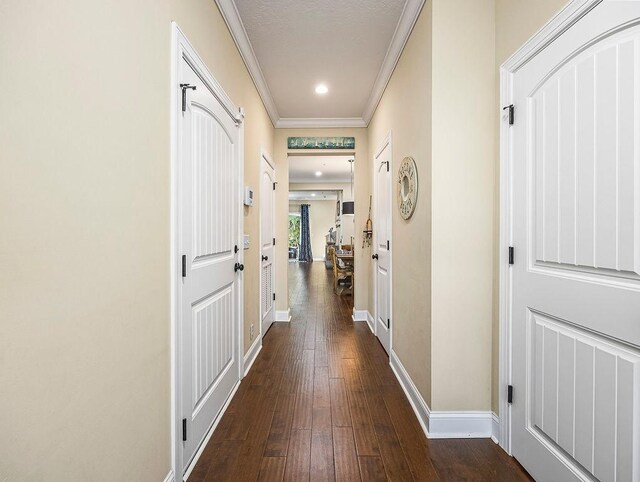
[190,262,532,481]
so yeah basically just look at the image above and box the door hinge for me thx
[503,104,514,125]
[181,255,187,278]
[386,161,390,172]
[180,83,197,112]
[273,237,276,246]
[388,318,391,327]
[273,182,276,190]
[182,418,187,441]
[234,245,239,254]
[507,385,514,404]
[273,293,276,301]
[387,240,390,250]
[508,246,514,265]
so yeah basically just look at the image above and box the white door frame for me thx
[372,131,393,353]
[259,148,275,339]
[498,0,604,454]
[170,22,245,480]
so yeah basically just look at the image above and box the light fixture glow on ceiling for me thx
[311,193,316,197]
[315,171,322,177]
[315,84,328,95]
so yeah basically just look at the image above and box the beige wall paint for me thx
[0,0,273,480]
[368,4,433,404]
[274,128,370,314]
[289,199,337,259]
[491,0,568,413]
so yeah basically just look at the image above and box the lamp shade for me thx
[342,201,354,215]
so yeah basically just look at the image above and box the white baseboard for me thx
[491,411,500,444]
[366,311,374,334]
[313,256,325,261]
[243,336,262,377]
[183,379,241,480]
[389,350,430,438]
[428,411,494,438]
[275,309,291,322]
[352,308,368,322]
[163,470,174,482]
[389,350,494,440]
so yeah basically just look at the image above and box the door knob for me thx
[262,255,269,261]
[234,262,244,272]
[372,254,379,260]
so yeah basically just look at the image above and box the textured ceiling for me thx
[234,0,406,119]
[289,155,354,183]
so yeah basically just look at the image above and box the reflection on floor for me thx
[189,262,531,481]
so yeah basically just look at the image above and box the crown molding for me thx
[276,117,367,129]
[361,0,426,124]
[215,0,280,126]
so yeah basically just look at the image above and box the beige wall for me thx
[0,1,273,480]
[491,0,568,413]
[368,3,433,404]
[289,199,336,260]
[274,128,370,314]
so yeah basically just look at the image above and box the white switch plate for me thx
[243,234,250,250]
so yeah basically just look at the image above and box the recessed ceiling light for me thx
[315,171,322,176]
[315,84,328,95]
[311,193,316,197]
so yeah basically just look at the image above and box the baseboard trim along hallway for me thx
[389,350,497,440]
[243,336,262,377]
[275,309,291,322]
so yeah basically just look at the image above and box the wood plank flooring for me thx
[190,262,532,481]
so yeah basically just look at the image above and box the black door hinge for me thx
[182,418,187,441]
[507,385,514,404]
[273,237,276,246]
[387,161,390,172]
[180,84,197,112]
[273,182,276,190]
[181,255,187,277]
[273,293,276,301]
[503,104,514,125]
[387,240,390,250]
[388,318,391,327]
[508,246,514,265]
[234,245,239,254]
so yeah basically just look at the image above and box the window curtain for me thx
[298,204,313,262]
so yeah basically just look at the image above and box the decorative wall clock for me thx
[397,157,418,220]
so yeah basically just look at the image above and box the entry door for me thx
[510,3,640,481]
[179,57,240,471]
[260,154,275,336]
[374,137,392,354]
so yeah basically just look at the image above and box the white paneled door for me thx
[374,136,392,354]
[510,3,640,481]
[260,154,275,337]
[179,56,241,472]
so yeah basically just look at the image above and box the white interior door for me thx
[510,3,640,481]
[374,137,392,354]
[260,154,275,337]
[179,56,240,472]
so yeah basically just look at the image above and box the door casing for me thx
[259,149,275,339]
[498,0,606,455]
[170,22,245,481]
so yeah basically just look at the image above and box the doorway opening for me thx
[288,154,356,305]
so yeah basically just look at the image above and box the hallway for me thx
[189,262,530,481]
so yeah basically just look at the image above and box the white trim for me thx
[276,117,367,129]
[362,0,426,124]
[182,380,241,481]
[275,309,291,322]
[428,412,494,439]
[389,350,430,438]
[491,412,500,444]
[312,257,325,262]
[163,470,175,482]
[366,311,375,334]
[351,308,368,322]
[498,0,602,456]
[243,336,262,377]
[171,22,245,480]
[214,0,279,126]
[259,148,276,341]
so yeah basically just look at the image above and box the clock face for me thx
[397,157,418,220]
